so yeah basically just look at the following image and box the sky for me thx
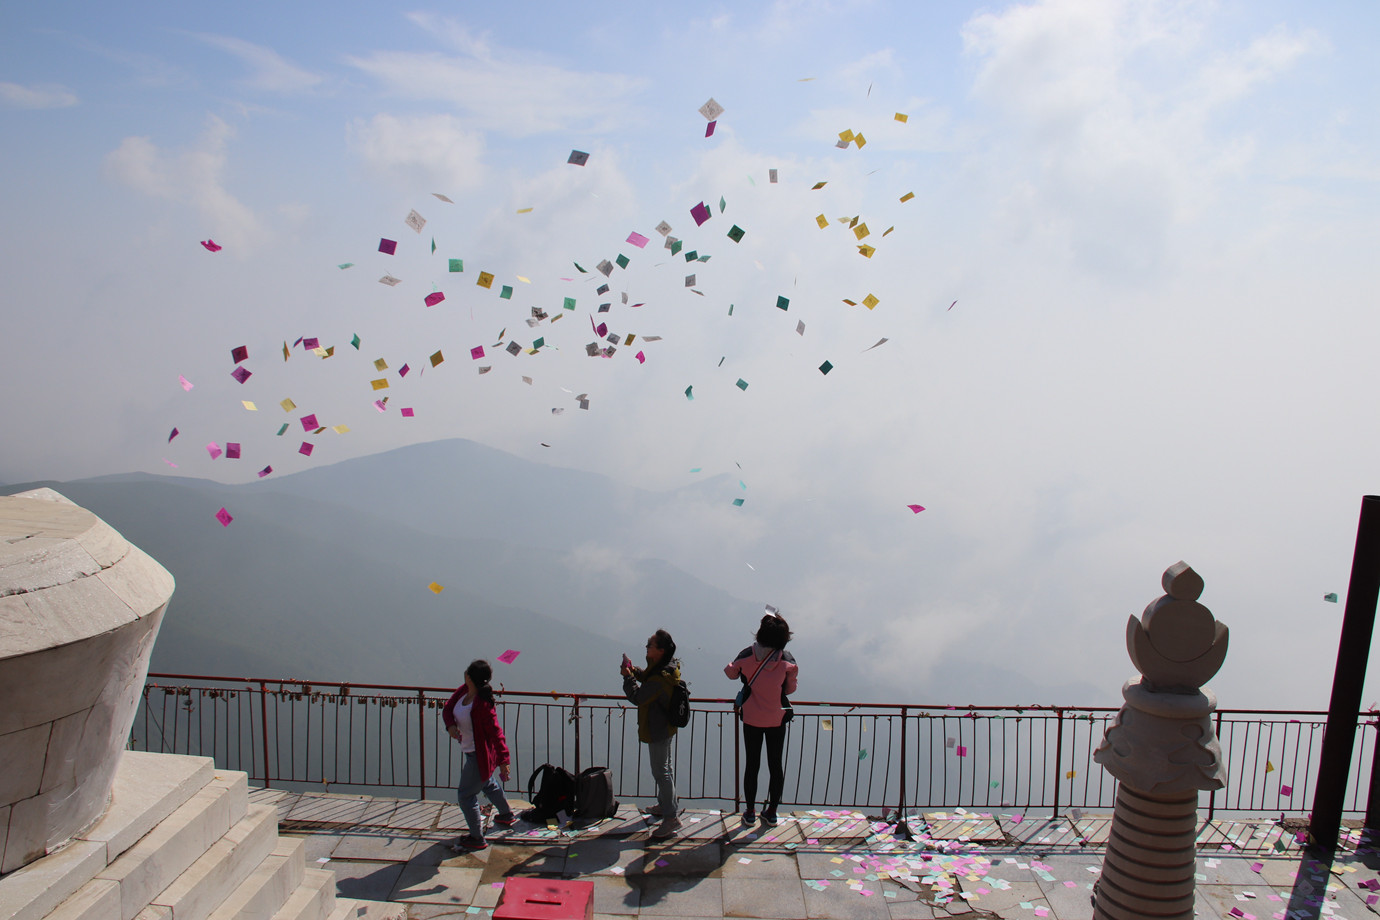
[3,0,1380,709]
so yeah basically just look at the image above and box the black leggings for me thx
[743,723,787,812]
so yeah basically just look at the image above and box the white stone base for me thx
[0,753,391,920]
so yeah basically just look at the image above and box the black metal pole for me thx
[1310,495,1380,850]
[1366,721,1380,832]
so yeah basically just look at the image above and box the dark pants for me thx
[743,723,787,813]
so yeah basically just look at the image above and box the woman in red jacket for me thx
[442,659,515,850]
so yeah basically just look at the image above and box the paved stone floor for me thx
[250,788,1378,920]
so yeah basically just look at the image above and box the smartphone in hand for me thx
[621,653,632,671]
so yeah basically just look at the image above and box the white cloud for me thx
[348,113,487,191]
[104,114,260,247]
[190,33,324,94]
[347,15,645,137]
[0,82,77,109]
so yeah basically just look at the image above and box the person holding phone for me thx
[725,612,798,827]
[442,659,515,850]
[621,629,682,839]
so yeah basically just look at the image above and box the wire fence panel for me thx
[131,674,1377,816]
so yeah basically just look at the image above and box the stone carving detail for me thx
[1092,562,1228,920]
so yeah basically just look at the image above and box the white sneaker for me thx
[651,816,682,839]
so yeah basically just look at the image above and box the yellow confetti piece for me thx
[241,400,257,411]
[280,398,296,412]
[312,347,327,357]
[1066,770,1077,779]
[841,299,858,306]
[477,271,494,289]
[332,424,350,434]
[848,215,859,228]
[857,244,876,258]
[373,358,388,371]
[894,112,908,123]
[517,275,532,283]
[854,133,867,148]
[863,294,879,310]
[516,207,533,214]
[370,378,389,390]
[1265,760,1275,774]
[282,341,290,361]
[853,223,870,241]
[838,129,855,142]
[811,181,827,190]
[815,214,829,229]
[900,191,915,203]
[428,582,444,594]
[430,350,444,366]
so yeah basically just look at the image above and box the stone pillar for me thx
[0,488,174,874]
[1092,562,1228,920]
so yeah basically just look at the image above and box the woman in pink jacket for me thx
[725,612,798,827]
[442,659,515,850]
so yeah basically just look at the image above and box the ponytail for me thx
[466,659,495,703]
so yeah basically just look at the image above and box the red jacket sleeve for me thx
[474,698,510,766]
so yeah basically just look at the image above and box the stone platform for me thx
[248,786,1376,920]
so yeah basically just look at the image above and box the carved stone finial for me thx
[1128,562,1228,693]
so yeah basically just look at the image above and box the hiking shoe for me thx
[741,810,756,826]
[651,817,682,839]
[454,834,488,851]
[761,811,778,827]
[493,813,518,828]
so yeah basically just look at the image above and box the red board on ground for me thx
[493,878,593,920]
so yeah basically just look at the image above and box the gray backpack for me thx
[573,766,618,820]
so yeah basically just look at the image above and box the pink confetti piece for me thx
[168,427,179,442]
[378,238,397,255]
[705,120,717,137]
[302,337,319,349]
[595,322,608,337]
[231,366,252,384]
[300,414,318,431]
[374,400,388,412]
[401,407,415,417]
[231,345,249,364]
[1251,862,1263,873]
[179,375,194,391]
[497,649,520,664]
[470,345,485,360]
[1280,785,1292,796]
[200,239,221,252]
[907,504,926,513]
[162,458,178,468]
[1231,909,1245,918]
[1064,881,1077,888]
[424,291,445,307]
[691,201,710,226]
[957,746,967,757]
[206,442,222,460]
[399,364,410,377]
[299,442,314,456]
[214,507,233,526]
[627,232,650,248]
[257,466,273,478]
[225,442,241,459]
[1369,895,1378,906]
[636,351,646,364]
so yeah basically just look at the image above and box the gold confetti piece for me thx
[858,244,876,258]
[842,298,858,306]
[429,582,444,594]
[1265,760,1275,773]
[900,191,915,203]
[516,207,533,214]
[815,214,829,229]
[241,400,258,411]
[1066,770,1077,779]
[853,223,870,240]
[811,181,827,190]
[848,215,859,228]
[863,294,880,310]
[280,398,296,412]
[370,378,389,390]
[332,424,350,434]
[477,271,495,289]
[854,133,867,148]
[430,350,444,366]
[838,129,855,142]
[894,112,908,123]
[373,358,388,371]
[882,226,895,237]
[282,341,290,361]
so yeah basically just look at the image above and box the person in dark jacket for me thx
[725,612,798,827]
[442,659,515,850]
[621,628,682,838]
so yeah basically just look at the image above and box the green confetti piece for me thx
[728,304,734,315]
[859,749,868,760]
[728,225,745,242]
[733,498,745,506]
[670,239,683,256]
[685,386,695,400]
[684,250,698,262]
[337,262,354,269]
[736,378,748,391]
[350,334,361,349]
[563,297,576,310]
[573,262,587,273]
[697,254,711,262]
[689,467,701,472]
[500,285,513,299]
[448,258,463,272]
[819,360,833,375]
[430,237,436,254]
[616,253,630,269]
[276,423,288,436]
[776,295,789,311]
[533,337,545,349]
[719,196,727,213]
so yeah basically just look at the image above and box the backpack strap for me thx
[528,764,547,799]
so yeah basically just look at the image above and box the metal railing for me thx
[133,673,1378,819]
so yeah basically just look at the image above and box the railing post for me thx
[1207,709,1223,820]
[572,696,582,777]
[896,707,911,838]
[417,689,427,800]
[1052,708,1064,818]
[258,681,271,788]
[734,709,741,813]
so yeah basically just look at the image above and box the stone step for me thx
[270,870,335,920]
[33,880,120,920]
[136,805,278,920]
[325,899,405,920]
[97,772,248,920]
[206,837,304,920]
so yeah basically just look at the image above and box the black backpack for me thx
[668,678,691,729]
[573,766,618,820]
[521,763,577,822]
